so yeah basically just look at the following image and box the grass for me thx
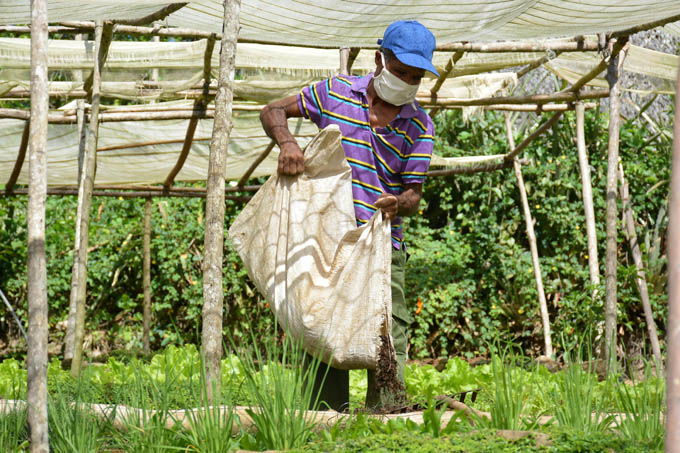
[615,361,665,450]
[546,350,614,433]
[235,328,327,451]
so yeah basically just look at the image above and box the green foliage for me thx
[406,108,670,357]
[405,357,491,401]
[0,107,671,360]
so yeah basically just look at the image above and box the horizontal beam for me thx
[5,187,254,200]
[417,89,609,106]
[427,158,528,177]
[481,102,597,112]
[58,184,261,193]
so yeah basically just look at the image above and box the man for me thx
[259,20,438,411]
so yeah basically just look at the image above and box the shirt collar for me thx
[350,73,420,119]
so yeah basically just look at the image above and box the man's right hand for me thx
[278,141,305,175]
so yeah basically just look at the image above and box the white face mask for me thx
[373,53,419,106]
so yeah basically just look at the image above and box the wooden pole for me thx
[603,41,627,373]
[70,20,105,378]
[504,111,564,162]
[417,89,609,107]
[339,47,350,75]
[665,56,680,453]
[564,38,628,94]
[4,121,30,195]
[6,187,254,200]
[236,140,276,187]
[516,51,562,79]
[163,35,216,190]
[618,161,662,366]
[427,157,528,177]
[142,198,152,354]
[505,113,553,358]
[27,0,50,450]
[202,0,240,404]
[64,33,89,367]
[575,103,601,301]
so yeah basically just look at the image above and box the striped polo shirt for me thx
[297,74,434,250]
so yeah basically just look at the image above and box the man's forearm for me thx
[260,97,298,146]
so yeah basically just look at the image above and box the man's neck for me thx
[366,79,400,128]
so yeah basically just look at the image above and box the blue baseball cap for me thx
[377,20,439,77]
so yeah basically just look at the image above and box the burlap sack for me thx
[228,125,392,369]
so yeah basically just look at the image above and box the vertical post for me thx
[202,0,240,403]
[505,113,553,358]
[339,47,350,75]
[603,41,627,372]
[64,33,89,367]
[71,20,105,378]
[27,0,49,451]
[665,57,680,453]
[618,162,662,367]
[143,198,152,354]
[575,102,601,298]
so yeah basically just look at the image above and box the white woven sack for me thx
[228,125,392,370]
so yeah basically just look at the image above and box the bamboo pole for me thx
[164,35,216,190]
[202,0,240,404]
[26,0,50,450]
[618,161,662,366]
[4,121,30,195]
[665,56,680,453]
[142,198,152,354]
[603,41,628,373]
[575,103,601,301]
[505,114,553,358]
[64,33,89,367]
[70,20,106,378]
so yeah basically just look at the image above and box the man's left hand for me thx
[375,194,398,220]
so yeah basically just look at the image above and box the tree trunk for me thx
[665,56,680,453]
[64,33,91,368]
[618,162,662,367]
[504,114,553,357]
[70,20,105,377]
[603,41,628,373]
[27,0,49,451]
[143,198,152,354]
[202,0,240,404]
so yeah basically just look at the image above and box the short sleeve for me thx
[401,118,434,184]
[297,79,330,128]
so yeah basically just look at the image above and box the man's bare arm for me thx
[375,183,423,220]
[260,95,305,175]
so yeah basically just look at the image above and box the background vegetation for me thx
[0,107,671,362]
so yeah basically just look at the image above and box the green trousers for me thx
[306,250,410,411]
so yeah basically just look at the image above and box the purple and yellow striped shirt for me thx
[297,74,434,250]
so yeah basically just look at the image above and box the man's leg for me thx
[303,353,349,412]
[366,249,411,408]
